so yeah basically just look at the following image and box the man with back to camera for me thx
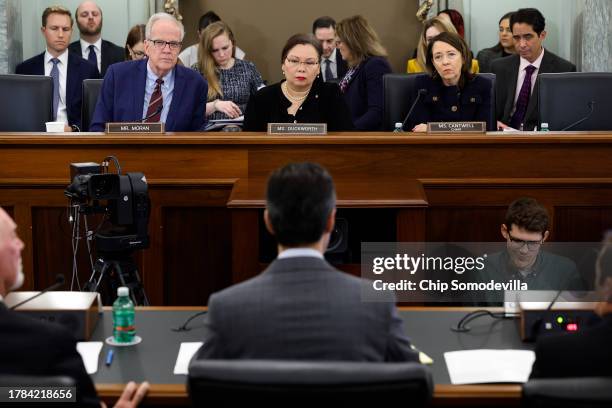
[312,16,348,82]
[492,8,575,131]
[194,162,419,361]
[68,0,125,77]
[0,207,149,407]
[90,13,208,132]
[529,232,612,378]
[15,6,99,132]
[479,197,583,303]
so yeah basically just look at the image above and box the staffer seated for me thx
[476,12,516,73]
[193,22,263,121]
[407,17,479,74]
[0,207,148,407]
[530,233,612,378]
[195,162,418,362]
[90,13,208,132]
[15,6,99,132]
[243,34,353,131]
[336,15,392,131]
[405,32,492,132]
[124,24,146,61]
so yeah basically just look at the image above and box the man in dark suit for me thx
[312,16,348,82]
[492,8,575,131]
[90,13,207,132]
[15,6,99,132]
[0,207,148,407]
[196,162,419,362]
[68,1,125,77]
[530,233,612,378]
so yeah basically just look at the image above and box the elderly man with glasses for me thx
[90,13,207,132]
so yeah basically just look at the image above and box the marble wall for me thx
[581,0,612,72]
[0,0,22,74]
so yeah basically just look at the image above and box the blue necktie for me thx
[50,58,60,120]
[324,59,334,82]
[88,44,97,70]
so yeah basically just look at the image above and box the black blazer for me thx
[196,256,419,362]
[406,74,493,131]
[0,303,99,406]
[15,51,99,129]
[491,50,576,131]
[243,79,354,131]
[336,49,348,80]
[530,313,612,378]
[69,39,125,77]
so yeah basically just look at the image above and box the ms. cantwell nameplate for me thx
[427,121,486,133]
[267,123,327,135]
[106,122,165,134]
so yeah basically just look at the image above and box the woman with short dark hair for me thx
[476,12,516,73]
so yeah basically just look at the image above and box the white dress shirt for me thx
[277,248,324,260]
[44,49,69,124]
[511,48,545,117]
[80,38,102,73]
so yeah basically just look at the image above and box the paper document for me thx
[76,342,103,374]
[444,349,535,384]
[173,342,203,375]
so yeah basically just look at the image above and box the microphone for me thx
[560,101,595,131]
[9,274,65,310]
[141,105,163,123]
[400,89,428,131]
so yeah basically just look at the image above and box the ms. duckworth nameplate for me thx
[106,122,165,134]
[427,121,486,133]
[267,123,327,135]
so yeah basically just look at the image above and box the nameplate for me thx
[106,122,165,134]
[267,123,327,135]
[427,121,486,133]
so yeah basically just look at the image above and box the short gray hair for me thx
[145,12,185,41]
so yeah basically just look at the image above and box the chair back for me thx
[523,377,612,408]
[0,74,53,131]
[82,79,103,131]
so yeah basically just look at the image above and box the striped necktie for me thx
[145,78,164,123]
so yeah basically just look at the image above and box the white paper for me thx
[76,342,104,374]
[444,349,535,384]
[173,342,203,375]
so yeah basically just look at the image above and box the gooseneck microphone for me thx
[560,101,595,131]
[141,105,163,123]
[401,89,428,131]
[9,274,65,310]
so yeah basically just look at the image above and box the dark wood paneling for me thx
[553,206,612,242]
[426,207,506,242]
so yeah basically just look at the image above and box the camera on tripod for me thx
[64,158,151,305]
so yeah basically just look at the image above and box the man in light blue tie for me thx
[15,6,99,131]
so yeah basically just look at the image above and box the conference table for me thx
[91,306,528,407]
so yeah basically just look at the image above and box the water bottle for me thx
[113,287,135,343]
[540,122,550,132]
[393,122,403,133]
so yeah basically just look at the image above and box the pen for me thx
[105,349,114,366]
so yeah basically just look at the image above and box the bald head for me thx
[0,208,24,296]
[76,0,103,39]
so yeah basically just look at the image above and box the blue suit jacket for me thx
[342,56,392,131]
[15,52,99,130]
[90,59,207,132]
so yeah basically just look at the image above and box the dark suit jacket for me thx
[530,313,612,378]
[90,59,208,132]
[196,256,419,362]
[406,74,493,131]
[336,48,348,80]
[15,52,99,130]
[491,50,576,131]
[0,302,99,406]
[342,56,392,131]
[243,79,354,131]
[69,39,125,77]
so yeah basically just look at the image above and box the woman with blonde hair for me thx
[194,21,263,120]
[336,15,391,130]
[407,16,479,74]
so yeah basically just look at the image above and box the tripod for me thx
[84,251,149,306]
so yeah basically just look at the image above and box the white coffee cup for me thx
[45,121,65,132]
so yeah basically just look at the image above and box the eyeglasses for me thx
[148,39,182,50]
[507,232,543,251]
[285,58,319,69]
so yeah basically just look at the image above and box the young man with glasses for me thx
[90,13,208,132]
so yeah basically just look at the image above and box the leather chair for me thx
[0,74,53,131]
[188,360,433,406]
[523,377,612,408]
[81,79,103,131]
[382,72,496,131]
